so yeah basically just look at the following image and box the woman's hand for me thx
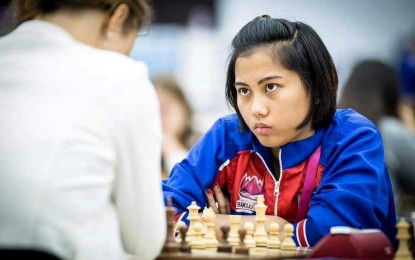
[206,185,230,214]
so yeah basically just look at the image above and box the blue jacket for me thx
[163,109,397,248]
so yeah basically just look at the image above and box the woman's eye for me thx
[238,88,250,95]
[266,84,278,92]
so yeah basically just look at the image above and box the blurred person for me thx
[0,0,166,259]
[162,15,397,248]
[399,35,415,132]
[338,60,415,217]
[153,74,200,178]
[0,0,13,36]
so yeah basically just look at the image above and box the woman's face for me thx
[234,47,314,148]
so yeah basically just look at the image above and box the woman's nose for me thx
[251,95,268,118]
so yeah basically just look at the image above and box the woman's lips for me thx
[254,123,272,135]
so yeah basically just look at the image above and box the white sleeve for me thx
[110,72,166,259]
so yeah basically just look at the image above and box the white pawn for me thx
[228,215,241,246]
[203,208,219,248]
[174,221,187,243]
[191,222,205,249]
[244,222,256,248]
[281,223,296,250]
[267,222,281,249]
[201,206,209,235]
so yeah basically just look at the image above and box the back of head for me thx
[11,0,151,32]
[338,60,400,124]
[225,15,338,131]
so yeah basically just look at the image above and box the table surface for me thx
[157,246,311,259]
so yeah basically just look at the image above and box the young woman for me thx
[162,15,397,248]
[0,1,165,259]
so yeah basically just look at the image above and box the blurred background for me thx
[1,0,415,133]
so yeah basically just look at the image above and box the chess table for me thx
[156,246,311,259]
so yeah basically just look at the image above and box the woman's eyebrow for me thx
[258,75,282,85]
[234,81,249,86]
[234,75,283,86]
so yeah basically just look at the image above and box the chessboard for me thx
[151,196,415,259]
[157,247,310,259]
[157,196,311,259]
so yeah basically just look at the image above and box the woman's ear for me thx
[104,3,130,36]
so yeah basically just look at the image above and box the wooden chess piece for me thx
[162,198,180,253]
[394,218,412,260]
[254,195,268,247]
[281,223,296,251]
[179,225,191,253]
[203,208,219,248]
[244,222,256,248]
[267,222,281,249]
[228,215,241,246]
[218,225,233,253]
[186,201,201,245]
[191,222,205,249]
[175,221,186,243]
[201,206,208,235]
[235,228,249,255]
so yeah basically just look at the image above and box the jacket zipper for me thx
[255,149,283,216]
[274,150,282,215]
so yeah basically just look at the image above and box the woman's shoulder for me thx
[328,109,379,136]
[80,46,149,80]
[321,109,382,155]
[202,114,255,149]
[211,114,250,138]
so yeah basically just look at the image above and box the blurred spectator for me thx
[153,74,200,178]
[398,35,415,132]
[0,0,13,36]
[338,60,415,216]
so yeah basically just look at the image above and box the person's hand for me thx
[206,185,230,214]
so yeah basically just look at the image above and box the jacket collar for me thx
[252,128,324,170]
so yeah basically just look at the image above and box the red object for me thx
[307,227,394,259]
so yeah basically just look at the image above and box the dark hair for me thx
[338,60,400,124]
[11,0,152,33]
[225,15,338,131]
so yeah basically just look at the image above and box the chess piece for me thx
[217,225,233,253]
[175,221,186,243]
[267,222,281,249]
[281,223,296,250]
[162,198,180,253]
[202,206,208,220]
[191,222,205,249]
[186,201,200,245]
[203,208,219,248]
[244,222,256,248]
[228,215,241,246]
[179,225,191,253]
[254,195,268,247]
[235,228,249,255]
[201,206,208,235]
[394,218,412,260]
